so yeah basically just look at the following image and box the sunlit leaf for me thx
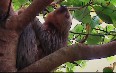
[72,24,84,33]
[74,7,91,23]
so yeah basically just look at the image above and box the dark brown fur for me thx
[36,6,72,55]
[16,6,72,70]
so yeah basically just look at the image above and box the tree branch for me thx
[70,31,116,36]
[17,0,53,30]
[20,41,116,72]
[0,0,11,13]
[4,0,53,31]
[4,0,12,21]
[79,34,89,43]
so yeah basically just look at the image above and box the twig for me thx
[79,34,89,43]
[68,0,93,10]
[70,31,116,36]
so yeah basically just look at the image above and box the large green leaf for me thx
[93,0,116,27]
[93,0,116,10]
[72,24,84,33]
[13,1,21,10]
[110,16,116,27]
[103,67,113,73]
[62,0,90,6]
[18,0,28,4]
[66,62,75,72]
[87,29,103,44]
[107,56,116,62]
[106,25,115,32]
[90,16,101,28]
[74,7,91,23]
[93,6,116,27]
[87,35,102,45]
[110,0,116,6]
[13,0,31,10]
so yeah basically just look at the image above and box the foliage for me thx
[13,0,31,10]
[12,0,116,72]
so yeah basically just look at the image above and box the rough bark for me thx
[0,27,18,72]
[20,41,116,72]
[0,1,17,72]
[0,0,53,72]
[5,0,53,31]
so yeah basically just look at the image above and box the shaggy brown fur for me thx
[16,6,72,70]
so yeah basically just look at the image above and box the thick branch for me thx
[0,0,53,71]
[0,0,11,13]
[20,41,116,72]
[17,0,53,30]
[0,0,15,23]
[4,0,53,31]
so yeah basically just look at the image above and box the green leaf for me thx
[74,7,91,23]
[13,1,22,10]
[110,16,116,27]
[104,35,113,43]
[68,33,74,39]
[61,0,80,6]
[87,29,103,45]
[94,0,116,10]
[81,0,90,4]
[90,16,101,28]
[93,6,112,24]
[103,67,113,73]
[87,35,102,45]
[106,25,115,32]
[75,60,87,68]
[93,0,116,26]
[93,5,116,27]
[107,56,116,62]
[72,24,84,33]
[110,0,116,6]
[13,0,31,10]
[68,33,74,45]
[18,0,28,4]
[66,62,75,72]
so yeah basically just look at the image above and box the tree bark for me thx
[4,0,53,31]
[0,0,17,72]
[20,41,116,72]
[0,0,53,72]
[0,0,10,13]
[0,28,18,72]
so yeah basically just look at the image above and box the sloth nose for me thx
[60,5,67,10]
[61,5,67,8]
[59,5,68,13]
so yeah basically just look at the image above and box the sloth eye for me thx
[65,12,70,19]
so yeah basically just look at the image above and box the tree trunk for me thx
[0,0,53,71]
[0,28,18,72]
